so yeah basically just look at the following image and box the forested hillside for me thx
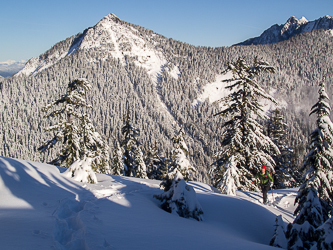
[1,14,332,183]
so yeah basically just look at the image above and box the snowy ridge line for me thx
[236,15,333,45]
[16,33,85,77]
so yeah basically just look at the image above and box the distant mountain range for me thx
[236,15,333,45]
[1,15,332,78]
[15,14,333,78]
[0,60,26,77]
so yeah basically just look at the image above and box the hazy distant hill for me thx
[0,60,26,77]
[1,13,333,183]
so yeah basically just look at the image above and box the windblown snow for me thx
[0,156,297,250]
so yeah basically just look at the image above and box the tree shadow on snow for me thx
[0,156,101,249]
[0,156,91,209]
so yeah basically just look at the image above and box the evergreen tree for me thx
[134,146,148,179]
[145,142,167,180]
[286,187,320,249]
[212,57,280,191]
[312,216,333,250]
[168,126,197,181]
[38,79,108,169]
[64,156,98,184]
[268,109,297,188]
[270,215,288,249]
[210,155,241,196]
[121,107,139,176]
[112,138,125,176]
[120,106,147,178]
[286,79,333,249]
[159,156,171,180]
[80,113,111,174]
[154,171,204,221]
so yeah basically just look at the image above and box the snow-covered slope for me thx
[193,72,288,113]
[16,13,178,126]
[0,156,296,249]
[192,72,234,107]
[236,15,333,45]
[80,14,168,79]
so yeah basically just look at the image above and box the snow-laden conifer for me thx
[39,79,92,167]
[154,171,203,221]
[63,156,98,184]
[286,220,316,250]
[270,215,287,249]
[120,106,147,178]
[134,147,148,179]
[168,126,196,181]
[145,143,159,173]
[158,156,171,180]
[80,113,110,174]
[300,80,333,215]
[296,79,333,218]
[286,79,333,249]
[38,79,110,172]
[268,109,298,188]
[311,216,333,250]
[286,186,321,249]
[112,138,125,176]
[145,142,167,180]
[210,155,240,196]
[38,79,88,166]
[212,57,280,191]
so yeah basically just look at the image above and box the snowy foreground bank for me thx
[0,156,297,250]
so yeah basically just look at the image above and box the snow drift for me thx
[0,156,297,249]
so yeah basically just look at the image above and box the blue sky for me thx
[0,0,332,62]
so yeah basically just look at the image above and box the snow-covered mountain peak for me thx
[79,13,169,79]
[284,16,308,27]
[236,15,333,45]
[286,16,298,23]
[90,12,123,34]
[299,16,308,24]
[286,16,308,24]
[281,16,307,38]
[102,13,121,23]
[16,13,170,81]
[15,12,178,127]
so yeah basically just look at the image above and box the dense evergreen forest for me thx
[1,17,333,184]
